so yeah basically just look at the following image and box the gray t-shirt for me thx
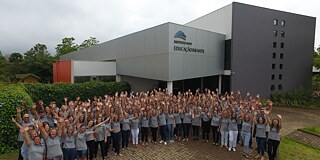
[28,142,45,160]
[122,118,130,131]
[45,136,62,158]
[166,114,174,125]
[173,113,181,124]
[158,113,167,126]
[150,115,158,128]
[192,114,201,126]
[268,127,280,141]
[131,118,139,130]
[86,127,94,141]
[112,121,121,133]
[256,123,267,138]
[141,116,149,127]
[63,134,76,149]
[95,125,104,141]
[220,118,230,132]
[104,123,111,137]
[201,112,210,122]
[183,112,191,124]
[76,132,87,150]
[228,119,238,131]
[211,116,220,126]
[242,122,252,132]
[18,121,33,141]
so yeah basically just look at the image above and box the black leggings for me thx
[176,123,183,137]
[268,139,280,160]
[95,140,105,159]
[202,121,210,140]
[122,130,130,148]
[192,125,200,139]
[86,140,96,160]
[141,127,149,142]
[183,123,191,138]
[211,126,219,143]
[113,132,121,155]
[151,127,158,142]
[104,136,111,157]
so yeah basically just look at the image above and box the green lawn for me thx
[279,137,320,160]
[301,126,320,136]
[0,150,18,160]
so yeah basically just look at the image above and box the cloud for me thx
[0,0,318,55]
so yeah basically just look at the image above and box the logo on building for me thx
[174,31,187,40]
[173,30,205,54]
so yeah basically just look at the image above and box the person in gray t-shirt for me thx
[20,128,45,160]
[267,114,283,160]
[75,124,95,159]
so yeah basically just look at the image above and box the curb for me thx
[297,129,320,138]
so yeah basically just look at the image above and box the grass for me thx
[301,125,320,136]
[279,137,320,160]
[0,150,18,160]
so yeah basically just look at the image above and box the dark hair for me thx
[257,116,266,124]
[270,119,280,132]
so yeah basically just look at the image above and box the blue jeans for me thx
[241,131,251,153]
[256,137,267,155]
[167,124,174,141]
[160,125,167,141]
[63,148,76,160]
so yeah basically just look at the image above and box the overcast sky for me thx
[0,0,319,55]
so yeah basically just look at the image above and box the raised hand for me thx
[17,107,21,113]
[277,114,282,119]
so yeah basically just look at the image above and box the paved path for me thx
[287,130,320,148]
[97,107,320,160]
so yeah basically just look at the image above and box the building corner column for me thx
[167,81,173,94]
[116,75,121,82]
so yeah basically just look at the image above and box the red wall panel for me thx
[53,60,72,83]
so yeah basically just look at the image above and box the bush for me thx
[271,86,316,107]
[0,85,33,154]
[24,81,131,107]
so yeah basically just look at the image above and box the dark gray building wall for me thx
[231,2,316,97]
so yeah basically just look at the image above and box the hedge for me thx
[0,85,33,154]
[24,81,131,107]
[0,81,131,154]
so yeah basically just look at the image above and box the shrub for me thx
[24,81,131,107]
[271,86,315,107]
[0,85,32,154]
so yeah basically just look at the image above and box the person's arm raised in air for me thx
[37,121,48,139]
[20,127,31,146]
[16,107,22,124]
[12,117,23,130]
[93,117,110,130]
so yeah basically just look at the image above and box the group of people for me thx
[12,88,283,160]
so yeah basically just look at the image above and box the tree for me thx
[24,43,55,83]
[9,52,23,62]
[0,51,10,82]
[55,37,78,58]
[314,46,320,69]
[79,37,99,50]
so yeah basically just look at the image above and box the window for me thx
[272,53,276,59]
[280,64,283,69]
[281,31,285,37]
[281,20,285,27]
[271,74,275,80]
[272,64,276,69]
[280,53,284,59]
[273,30,278,37]
[271,85,275,91]
[280,42,284,48]
[274,19,278,26]
[278,84,283,90]
[279,74,282,80]
[273,42,277,48]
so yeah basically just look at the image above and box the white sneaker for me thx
[172,140,174,143]
[232,147,236,152]
[164,142,167,145]
[159,140,163,144]
[182,138,186,141]
[228,147,231,151]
